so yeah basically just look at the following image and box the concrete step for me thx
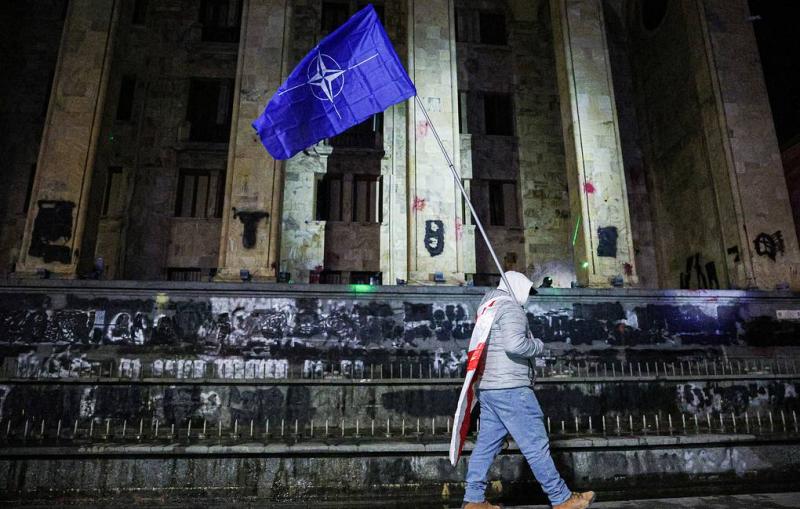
[1,436,798,505]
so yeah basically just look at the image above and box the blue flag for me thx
[252,4,416,160]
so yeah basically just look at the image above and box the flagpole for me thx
[414,96,514,294]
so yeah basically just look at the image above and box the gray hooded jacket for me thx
[476,271,544,390]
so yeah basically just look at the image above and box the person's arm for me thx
[498,305,544,358]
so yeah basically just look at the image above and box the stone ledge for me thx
[2,433,794,458]
[3,372,798,386]
[1,278,797,300]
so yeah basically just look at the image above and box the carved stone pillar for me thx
[406,0,470,284]
[16,0,119,277]
[550,0,637,286]
[216,0,289,281]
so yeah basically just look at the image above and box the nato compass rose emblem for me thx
[279,50,379,119]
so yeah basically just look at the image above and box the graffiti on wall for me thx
[424,220,444,256]
[680,254,719,290]
[597,226,618,257]
[28,200,75,264]
[753,231,785,261]
[233,209,269,249]
[2,289,795,358]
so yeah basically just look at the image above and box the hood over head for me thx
[497,271,534,306]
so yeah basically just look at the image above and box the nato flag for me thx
[252,4,416,160]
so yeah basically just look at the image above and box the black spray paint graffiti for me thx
[424,220,444,256]
[233,209,269,249]
[28,200,75,263]
[403,303,473,344]
[753,231,785,261]
[727,245,741,263]
[3,291,800,367]
[680,254,719,290]
[597,226,618,257]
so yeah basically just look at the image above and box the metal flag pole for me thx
[414,96,513,294]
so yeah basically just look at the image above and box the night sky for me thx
[749,1,800,147]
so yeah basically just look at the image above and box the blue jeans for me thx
[464,386,571,505]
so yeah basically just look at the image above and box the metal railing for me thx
[1,409,798,446]
[3,356,798,383]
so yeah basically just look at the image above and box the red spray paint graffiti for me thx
[417,121,430,137]
[412,196,427,212]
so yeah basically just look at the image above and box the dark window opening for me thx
[484,93,514,136]
[200,0,242,43]
[350,271,381,285]
[22,164,36,213]
[167,267,205,282]
[316,174,344,221]
[175,169,226,218]
[116,75,136,122]
[641,0,668,31]
[479,12,507,45]
[456,8,475,42]
[187,78,234,142]
[329,113,383,149]
[489,181,505,226]
[352,175,382,223]
[321,2,349,33]
[132,0,148,25]
[103,166,125,216]
[488,180,519,227]
[319,270,342,284]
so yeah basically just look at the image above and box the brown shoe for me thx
[462,502,501,509]
[553,491,596,509]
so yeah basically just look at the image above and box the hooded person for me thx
[451,271,595,509]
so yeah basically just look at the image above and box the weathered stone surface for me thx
[0,0,797,291]
[550,0,637,287]
[1,440,798,505]
[217,0,288,282]
[15,0,119,276]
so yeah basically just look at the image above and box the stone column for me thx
[407,0,469,284]
[279,149,326,284]
[216,0,289,282]
[379,103,411,285]
[550,0,637,287]
[696,0,800,289]
[15,0,119,277]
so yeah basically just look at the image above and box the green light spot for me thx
[581,261,590,269]
[571,216,582,246]
[351,284,373,294]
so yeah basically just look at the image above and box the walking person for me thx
[450,271,595,509]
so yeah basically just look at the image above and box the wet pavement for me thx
[510,492,800,508]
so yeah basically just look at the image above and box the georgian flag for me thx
[449,295,512,465]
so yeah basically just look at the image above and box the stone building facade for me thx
[1,0,798,289]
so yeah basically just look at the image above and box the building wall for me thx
[626,0,730,289]
[1,0,797,290]
[0,2,68,277]
[602,0,659,288]
[81,0,239,280]
[700,0,800,290]
[455,0,573,287]
[783,139,800,248]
